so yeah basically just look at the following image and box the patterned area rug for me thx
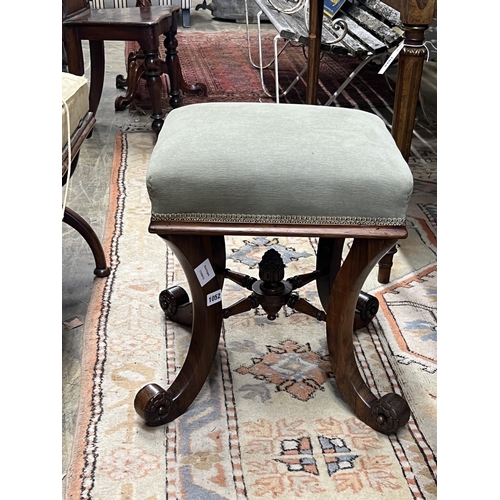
[65,130,437,499]
[124,31,395,111]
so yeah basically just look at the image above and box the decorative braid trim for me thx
[151,212,407,226]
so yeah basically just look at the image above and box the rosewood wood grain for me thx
[134,234,226,426]
[325,237,410,434]
[148,221,408,239]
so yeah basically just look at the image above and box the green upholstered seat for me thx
[147,102,413,227]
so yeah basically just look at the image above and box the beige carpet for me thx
[65,130,437,499]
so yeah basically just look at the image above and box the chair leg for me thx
[326,237,410,435]
[134,234,226,426]
[63,207,110,277]
[377,244,398,284]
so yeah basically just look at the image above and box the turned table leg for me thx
[163,19,183,110]
[143,48,166,134]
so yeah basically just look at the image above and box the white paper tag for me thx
[207,289,222,307]
[378,41,405,75]
[195,258,216,287]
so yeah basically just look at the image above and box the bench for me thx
[258,0,404,58]
[252,0,405,105]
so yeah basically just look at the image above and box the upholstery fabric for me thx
[62,73,89,148]
[147,103,414,226]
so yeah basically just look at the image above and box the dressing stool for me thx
[134,102,414,435]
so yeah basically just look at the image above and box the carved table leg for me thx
[163,20,183,110]
[134,234,226,426]
[326,238,410,434]
[115,56,146,111]
[392,24,428,162]
[143,48,166,134]
[378,24,429,284]
[159,59,208,98]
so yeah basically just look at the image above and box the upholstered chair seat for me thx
[147,103,413,225]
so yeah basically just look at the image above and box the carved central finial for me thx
[259,249,285,284]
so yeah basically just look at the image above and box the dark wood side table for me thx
[63,0,184,133]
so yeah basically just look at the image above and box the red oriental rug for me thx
[123,30,395,112]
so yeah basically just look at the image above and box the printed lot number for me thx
[207,289,222,307]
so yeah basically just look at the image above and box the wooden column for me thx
[391,0,436,160]
[306,0,324,105]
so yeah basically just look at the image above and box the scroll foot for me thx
[159,285,193,326]
[371,393,411,435]
[134,383,173,426]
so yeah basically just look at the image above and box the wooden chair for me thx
[133,101,414,435]
[62,72,110,277]
[62,0,186,133]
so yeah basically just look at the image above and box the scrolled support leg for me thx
[134,383,173,425]
[115,58,145,111]
[326,237,410,435]
[134,234,226,426]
